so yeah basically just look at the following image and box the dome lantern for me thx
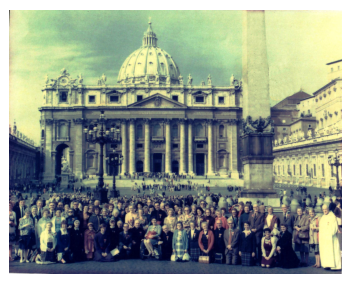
[143,18,157,47]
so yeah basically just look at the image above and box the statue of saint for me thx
[187,74,193,85]
[166,76,171,84]
[101,73,107,84]
[207,74,212,85]
[60,68,67,76]
[45,74,49,85]
[230,74,235,86]
[178,74,183,84]
[61,157,71,173]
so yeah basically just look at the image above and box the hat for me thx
[87,222,94,227]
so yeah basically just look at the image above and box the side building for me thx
[272,60,342,189]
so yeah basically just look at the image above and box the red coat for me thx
[198,230,214,252]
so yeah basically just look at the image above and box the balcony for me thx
[194,136,207,143]
[152,136,165,143]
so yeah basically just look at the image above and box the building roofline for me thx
[326,59,342,65]
[312,79,341,95]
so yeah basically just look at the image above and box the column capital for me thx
[164,118,172,125]
[129,118,136,124]
[120,119,127,125]
[187,119,194,125]
[45,118,54,125]
[206,119,214,125]
[178,118,186,124]
[228,118,240,125]
[73,118,86,124]
[143,118,151,125]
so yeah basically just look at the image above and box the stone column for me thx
[229,119,239,179]
[129,119,136,174]
[121,120,127,174]
[188,120,194,175]
[144,119,151,173]
[165,119,171,173]
[43,118,54,181]
[207,120,214,175]
[73,118,85,179]
[179,119,186,174]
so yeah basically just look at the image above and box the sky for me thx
[9,10,342,145]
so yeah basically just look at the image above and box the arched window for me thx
[41,129,45,138]
[219,125,224,138]
[195,124,205,137]
[172,124,178,138]
[153,123,161,136]
[136,124,143,138]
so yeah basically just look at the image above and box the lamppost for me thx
[328,149,342,197]
[84,111,121,203]
[106,147,123,198]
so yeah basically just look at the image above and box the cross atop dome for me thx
[143,19,157,47]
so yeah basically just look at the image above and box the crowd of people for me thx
[9,190,342,271]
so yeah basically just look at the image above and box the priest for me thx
[319,204,341,270]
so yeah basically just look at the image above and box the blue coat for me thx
[172,229,189,251]
[56,230,70,253]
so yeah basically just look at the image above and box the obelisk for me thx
[240,11,276,198]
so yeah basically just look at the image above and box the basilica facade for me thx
[40,22,243,181]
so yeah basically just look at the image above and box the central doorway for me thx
[136,161,144,173]
[172,160,179,174]
[196,153,205,176]
[153,153,162,173]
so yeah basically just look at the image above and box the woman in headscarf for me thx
[261,228,277,268]
[9,202,17,261]
[84,222,96,260]
[198,221,214,262]
[293,207,310,267]
[144,218,162,257]
[239,221,256,266]
[93,223,114,262]
[172,221,189,262]
[36,222,56,264]
[164,208,177,232]
[227,208,239,230]
[70,219,84,262]
[308,208,321,268]
[188,221,200,262]
[51,209,65,234]
[56,220,70,263]
[18,208,34,263]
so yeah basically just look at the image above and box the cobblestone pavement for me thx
[9,256,341,274]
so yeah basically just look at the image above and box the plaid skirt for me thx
[241,252,252,266]
[189,247,200,261]
[175,238,185,260]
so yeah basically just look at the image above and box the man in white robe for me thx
[319,204,341,270]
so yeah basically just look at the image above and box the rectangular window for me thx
[172,95,178,102]
[322,164,325,177]
[110,96,119,102]
[300,164,302,176]
[197,144,204,149]
[60,92,68,102]
[218,97,225,104]
[278,165,280,175]
[89,96,96,103]
[137,95,143,102]
[306,164,308,176]
[195,96,204,103]
[313,164,316,177]
[293,165,295,175]
[172,144,178,149]
[137,143,143,149]
[283,128,286,131]
[283,165,285,174]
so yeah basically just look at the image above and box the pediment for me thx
[128,94,187,109]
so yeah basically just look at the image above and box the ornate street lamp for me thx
[106,147,123,198]
[328,149,342,197]
[84,111,121,202]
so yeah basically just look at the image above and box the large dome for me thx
[117,21,181,85]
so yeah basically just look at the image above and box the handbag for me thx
[145,231,157,240]
[298,230,309,239]
[199,255,210,264]
[171,253,176,261]
[110,248,119,256]
[183,253,190,261]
